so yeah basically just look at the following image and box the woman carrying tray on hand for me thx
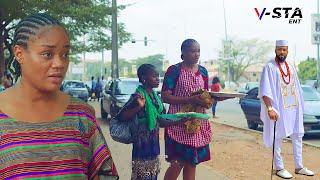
[161,39,215,180]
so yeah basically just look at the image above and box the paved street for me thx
[92,101,228,180]
[208,98,320,147]
[90,99,320,179]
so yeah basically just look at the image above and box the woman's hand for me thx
[191,94,207,107]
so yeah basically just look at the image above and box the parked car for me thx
[60,80,89,102]
[302,80,318,89]
[240,85,320,134]
[224,81,238,90]
[0,85,4,92]
[237,82,260,94]
[84,81,92,93]
[237,82,260,103]
[101,78,141,118]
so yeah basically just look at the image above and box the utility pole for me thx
[82,34,86,81]
[223,0,231,88]
[317,0,320,89]
[101,50,104,76]
[111,0,119,79]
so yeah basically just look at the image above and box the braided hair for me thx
[137,64,157,83]
[180,39,198,60]
[8,13,62,80]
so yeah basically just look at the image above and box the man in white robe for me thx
[259,40,315,179]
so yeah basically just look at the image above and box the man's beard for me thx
[276,55,286,62]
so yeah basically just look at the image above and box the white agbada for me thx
[259,59,305,148]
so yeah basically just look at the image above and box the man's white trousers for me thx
[274,133,304,170]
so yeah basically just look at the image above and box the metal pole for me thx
[111,0,119,79]
[223,0,228,41]
[223,0,231,87]
[317,0,320,89]
[82,34,86,81]
[317,45,319,89]
[227,60,231,87]
[101,50,104,76]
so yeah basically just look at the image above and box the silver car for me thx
[0,85,4,92]
[61,80,89,102]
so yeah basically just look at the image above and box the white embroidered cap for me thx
[276,40,288,46]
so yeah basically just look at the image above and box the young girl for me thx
[161,39,224,180]
[118,64,187,180]
[211,77,220,118]
[0,13,118,180]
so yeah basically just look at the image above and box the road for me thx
[91,101,228,180]
[208,98,320,147]
[90,99,319,179]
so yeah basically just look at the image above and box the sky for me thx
[86,0,317,65]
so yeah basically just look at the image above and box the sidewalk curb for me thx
[209,119,320,149]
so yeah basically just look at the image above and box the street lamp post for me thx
[223,0,231,88]
[317,0,320,89]
[111,0,119,79]
[82,34,86,81]
[101,50,104,76]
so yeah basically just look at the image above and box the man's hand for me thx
[268,110,278,121]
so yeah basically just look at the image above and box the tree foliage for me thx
[83,54,165,80]
[0,0,132,79]
[298,58,317,81]
[132,54,164,74]
[220,38,273,82]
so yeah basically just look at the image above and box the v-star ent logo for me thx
[254,7,303,24]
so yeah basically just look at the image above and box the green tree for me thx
[86,62,105,79]
[220,38,273,82]
[298,58,317,81]
[0,0,131,79]
[132,54,165,76]
[118,58,135,77]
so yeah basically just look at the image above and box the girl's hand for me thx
[136,93,146,109]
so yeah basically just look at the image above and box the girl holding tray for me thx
[161,39,220,180]
[118,64,188,180]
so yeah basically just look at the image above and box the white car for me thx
[237,82,260,94]
[0,85,4,92]
[224,81,238,90]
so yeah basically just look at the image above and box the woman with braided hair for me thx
[0,13,118,180]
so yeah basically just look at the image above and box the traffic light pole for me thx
[111,0,119,79]
[131,37,150,46]
[317,0,320,89]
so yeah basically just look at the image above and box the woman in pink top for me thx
[211,77,220,118]
[161,39,213,180]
